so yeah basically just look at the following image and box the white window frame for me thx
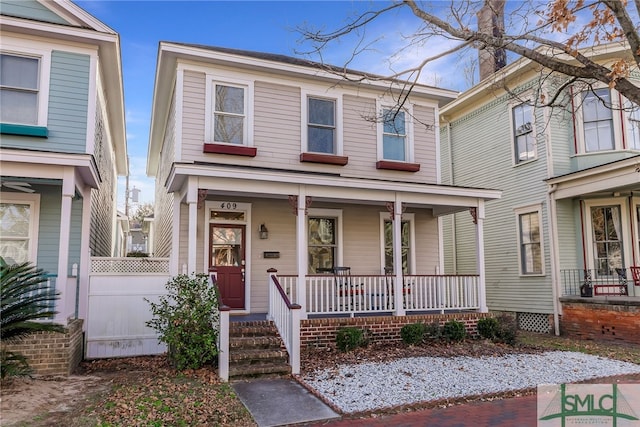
[624,99,640,150]
[301,89,343,155]
[307,208,343,271]
[204,75,254,146]
[376,99,414,162]
[583,197,632,276]
[509,99,537,165]
[574,87,624,154]
[514,204,545,276]
[0,45,51,127]
[0,192,40,264]
[379,212,416,274]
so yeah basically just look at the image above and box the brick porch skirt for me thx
[1,318,84,376]
[559,297,640,345]
[300,312,491,349]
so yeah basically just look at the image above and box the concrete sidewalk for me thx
[232,378,339,427]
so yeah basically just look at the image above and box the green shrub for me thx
[145,274,220,370]
[401,323,426,345]
[336,327,368,352]
[477,317,500,340]
[0,258,64,380]
[424,321,442,341]
[442,319,466,342]
[494,313,518,345]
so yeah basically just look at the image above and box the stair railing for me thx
[210,269,231,382]
[267,268,301,375]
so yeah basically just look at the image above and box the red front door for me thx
[210,224,245,309]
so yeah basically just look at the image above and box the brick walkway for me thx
[303,373,640,427]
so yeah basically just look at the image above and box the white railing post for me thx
[290,305,301,375]
[218,306,230,382]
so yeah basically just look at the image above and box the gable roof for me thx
[440,42,635,122]
[0,0,127,175]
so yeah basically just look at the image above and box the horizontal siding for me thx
[556,198,580,269]
[0,0,70,24]
[176,64,441,184]
[412,104,437,182]
[446,89,554,314]
[47,51,90,153]
[3,50,90,153]
[181,70,206,161]
[35,184,62,274]
[253,80,301,166]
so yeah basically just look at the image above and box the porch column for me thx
[169,193,181,276]
[295,188,308,319]
[393,198,405,316]
[186,179,198,275]
[475,200,488,313]
[55,168,75,323]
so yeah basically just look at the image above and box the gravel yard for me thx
[300,349,640,414]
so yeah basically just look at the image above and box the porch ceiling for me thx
[167,163,501,214]
[548,155,640,200]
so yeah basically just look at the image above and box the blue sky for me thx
[71,1,486,211]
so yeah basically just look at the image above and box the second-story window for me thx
[214,84,245,144]
[626,101,640,150]
[0,53,40,125]
[307,97,335,154]
[582,88,614,152]
[512,102,535,163]
[382,108,407,161]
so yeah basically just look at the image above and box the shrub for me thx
[0,258,64,380]
[494,313,518,346]
[336,327,368,352]
[145,274,220,370]
[424,321,442,341]
[401,323,426,345]
[477,317,500,340]
[442,319,466,342]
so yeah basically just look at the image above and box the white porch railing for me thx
[267,269,301,375]
[278,274,480,315]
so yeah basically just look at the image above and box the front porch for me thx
[278,272,480,317]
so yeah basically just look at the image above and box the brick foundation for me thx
[300,312,491,349]
[559,297,640,345]
[1,318,84,376]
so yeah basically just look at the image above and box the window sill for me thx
[203,143,257,157]
[300,152,348,166]
[376,160,420,172]
[0,123,48,138]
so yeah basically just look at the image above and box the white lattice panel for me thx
[91,257,170,274]
[518,312,551,333]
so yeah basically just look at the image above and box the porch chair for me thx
[384,267,411,309]
[333,267,363,310]
[631,266,640,287]
[614,268,630,296]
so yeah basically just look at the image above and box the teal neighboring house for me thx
[0,0,127,327]
[440,43,640,335]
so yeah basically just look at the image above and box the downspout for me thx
[445,119,457,273]
[547,184,561,335]
[542,89,561,335]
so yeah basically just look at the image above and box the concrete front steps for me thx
[229,320,291,379]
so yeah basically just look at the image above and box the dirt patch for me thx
[0,374,108,426]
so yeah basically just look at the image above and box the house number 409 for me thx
[220,202,237,209]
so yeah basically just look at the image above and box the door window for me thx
[211,226,242,266]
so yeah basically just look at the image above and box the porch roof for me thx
[166,162,501,214]
[546,155,640,200]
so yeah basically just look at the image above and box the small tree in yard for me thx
[146,274,220,370]
[0,258,64,380]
